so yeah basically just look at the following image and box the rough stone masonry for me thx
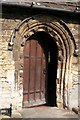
[0,1,80,113]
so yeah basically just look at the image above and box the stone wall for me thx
[78,24,80,110]
[0,18,22,110]
[67,23,79,109]
[0,13,79,111]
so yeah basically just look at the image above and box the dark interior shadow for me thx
[46,41,58,107]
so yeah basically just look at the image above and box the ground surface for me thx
[21,106,78,118]
[0,107,79,119]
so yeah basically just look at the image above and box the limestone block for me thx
[68,85,78,109]
[2,19,20,30]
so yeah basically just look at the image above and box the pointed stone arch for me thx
[9,14,77,108]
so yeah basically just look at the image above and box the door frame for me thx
[23,32,58,107]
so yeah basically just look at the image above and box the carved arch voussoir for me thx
[9,15,76,57]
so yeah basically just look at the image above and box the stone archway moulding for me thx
[8,14,78,108]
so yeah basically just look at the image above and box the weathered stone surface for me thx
[0,12,79,113]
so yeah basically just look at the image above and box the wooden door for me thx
[23,39,46,107]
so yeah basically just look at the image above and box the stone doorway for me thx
[9,15,77,109]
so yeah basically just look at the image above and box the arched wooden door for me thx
[23,39,47,107]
